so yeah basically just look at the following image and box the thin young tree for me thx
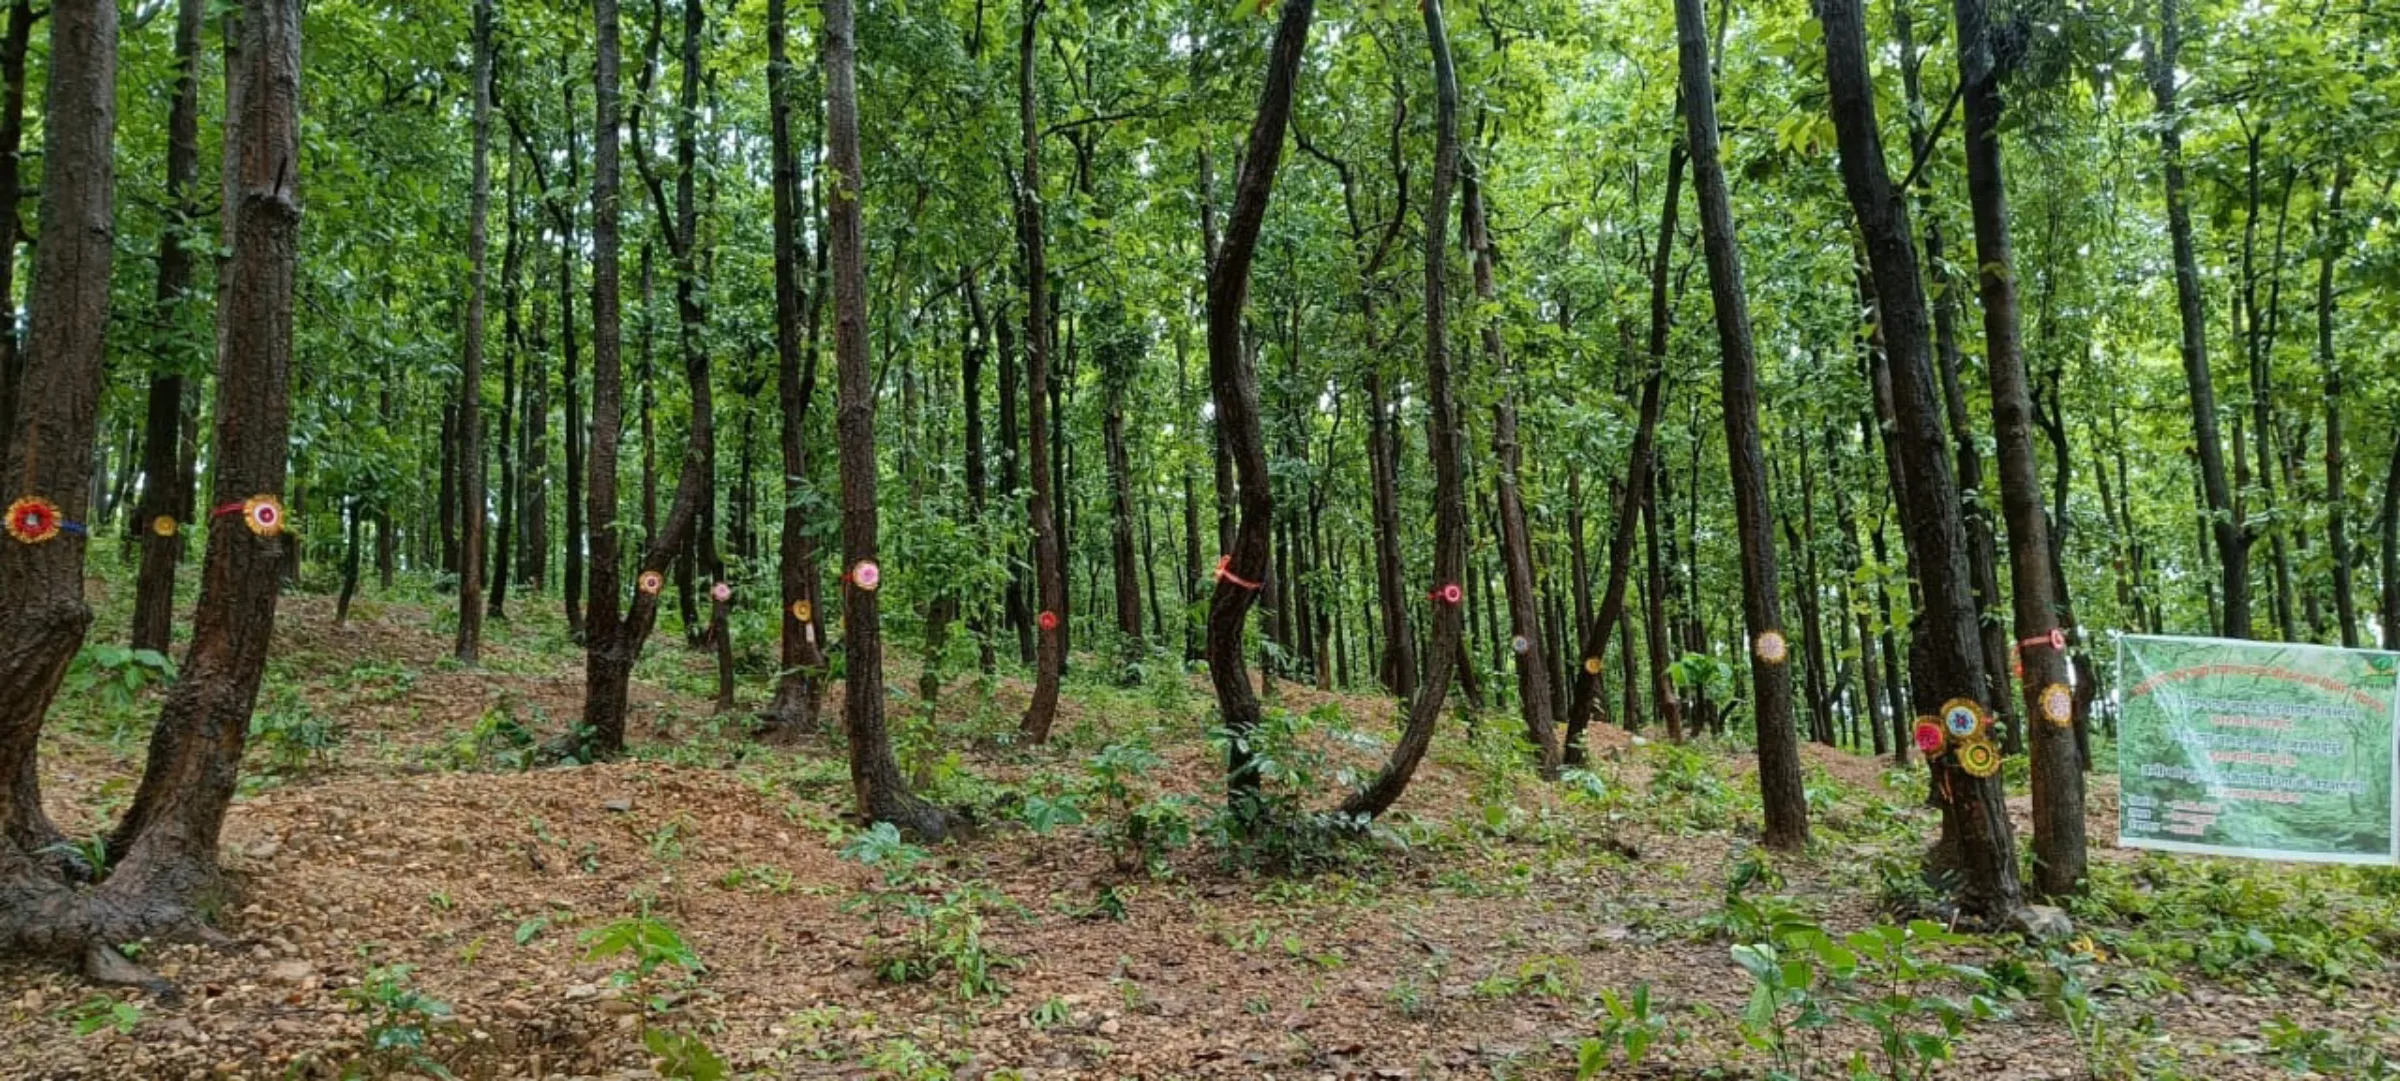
[0,0,117,866]
[1017,0,1068,742]
[761,0,828,734]
[1202,0,1317,820]
[823,0,957,837]
[582,0,629,753]
[130,0,208,656]
[2146,0,2247,637]
[1953,0,2086,895]
[1675,0,1807,851]
[454,0,496,664]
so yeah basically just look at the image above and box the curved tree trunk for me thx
[1563,143,1682,761]
[1202,0,1316,821]
[1341,0,1457,822]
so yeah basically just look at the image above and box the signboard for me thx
[2116,635,2400,865]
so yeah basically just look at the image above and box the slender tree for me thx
[130,0,208,656]
[761,0,827,734]
[823,0,957,837]
[1017,0,1068,741]
[2147,0,2247,637]
[1953,0,2085,895]
[1202,0,1316,819]
[454,0,495,663]
[1818,0,2022,919]
[582,0,629,753]
[1676,0,1806,851]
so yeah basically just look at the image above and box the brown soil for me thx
[0,596,2384,1079]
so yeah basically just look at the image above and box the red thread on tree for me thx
[1429,583,1463,605]
[1213,555,1262,591]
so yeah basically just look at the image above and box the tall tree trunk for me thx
[1642,466,1682,742]
[2318,164,2357,647]
[45,0,296,957]
[1464,157,1560,775]
[822,0,955,838]
[583,0,628,752]
[1678,0,1806,852]
[560,64,586,642]
[1818,0,2021,919]
[762,0,826,732]
[2383,432,2400,645]
[1342,0,1464,821]
[454,0,494,664]
[0,0,116,870]
[0,1,35,440]
[1954,0,2085,897]
[1563,144,1682,760]
[491,172,520,620]
[1201,0,1315,820]
[2148,0,2248,636]
[1017,0,1068,741]
[1103,321,1142,663]
[131,0,207,656]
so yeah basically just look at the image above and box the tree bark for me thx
[2318,164,2357,647]
[1818,0,2021,919]
[0,0,116,871]
[0,1,36,441]
[761,0,826,734]
[25,0,296,958]
[1678,0,1806,852]
[822,0,956,838]
[583,0,628,752]
[131,0,207,657]
[1017,0,1068,741]
[1201,0,1315,820]
[1953,0,2085,896]
[1341,0,1460,822]
[454,0,494,664]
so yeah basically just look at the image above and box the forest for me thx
[1,0,2398,1074]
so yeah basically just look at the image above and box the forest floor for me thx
[5,578,2399,1080]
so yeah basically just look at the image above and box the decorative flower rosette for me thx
[790,599,813,623]
[1940,697,1989,741]
[1753,630,1789,666]
[242,495,286,537]
[1584,656,1604,676]
[5,496,62,544]
[151,515,179,538]
[711,582,733,604]
[1038,610,1060,631]
[849,561,881,592]
[1430,583,1463,605]
[1912,717,1948,758]
[2039,682,2074,728]
[637,570,666,596]
[1955,740,2003,779]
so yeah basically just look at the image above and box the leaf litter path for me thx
[0,595,2374,1079]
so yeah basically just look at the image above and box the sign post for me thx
[2116,635,2400,865]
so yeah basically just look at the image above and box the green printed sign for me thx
[2116,635,2400,865]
